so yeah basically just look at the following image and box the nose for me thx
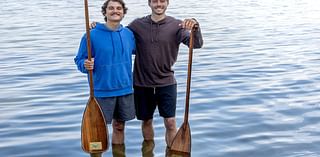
[110,9,119,14]
[155,0,162,5]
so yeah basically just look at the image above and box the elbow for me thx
[74,58,87,73]
[194,40,204,49]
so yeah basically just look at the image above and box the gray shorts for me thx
[96,94,135,124]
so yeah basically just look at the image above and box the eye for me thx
[108,6,114,10]
[116,6,123,11]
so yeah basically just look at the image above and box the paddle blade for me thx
[170,122,191,153]
[81,97,109,153]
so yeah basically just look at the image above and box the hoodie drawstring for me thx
[150,21,160,43]
[118,32,124,55]
[150,20,154,43]
[156,23,159,42]
[109,33,115,59]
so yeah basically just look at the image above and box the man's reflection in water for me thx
[136,140,192,157]
[112,144,126,157]
[141,140,155,157]
[166,149,191,157]
[89,143,192,157]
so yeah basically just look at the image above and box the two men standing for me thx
[75,0,203,153]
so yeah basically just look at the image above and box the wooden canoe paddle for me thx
[170,26,197,154]
[81,0,109,155]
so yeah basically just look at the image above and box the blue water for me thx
[1,0,320,156]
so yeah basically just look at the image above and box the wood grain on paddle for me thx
[170,122,191,153]
[81,97,108,153]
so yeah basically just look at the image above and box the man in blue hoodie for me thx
[74,0,135,147]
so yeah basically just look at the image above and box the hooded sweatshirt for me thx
[128,15,203,87]
[74,23,136,97]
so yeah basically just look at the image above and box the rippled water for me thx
[1,0,320,156]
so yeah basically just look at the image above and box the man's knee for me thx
[142,119,153,127]
[164,118,176,130]
[113,120,125,132]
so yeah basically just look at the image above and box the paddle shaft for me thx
[184,28,195,126]
[81,0,108,154]
[169,26,197,153]
[84,0,94,97]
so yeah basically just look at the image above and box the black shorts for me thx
[134,84,177,120]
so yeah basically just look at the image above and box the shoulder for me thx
[128,16,150,28]
[89,24,103,35]
[123,26,134,35]
[166,15,182,23]
[133,16,149,23]
[161,16,182,29]
[121,27,135,41]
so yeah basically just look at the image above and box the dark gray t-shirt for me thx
[128,15,203,87]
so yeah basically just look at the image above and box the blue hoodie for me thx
[74,23,136,97]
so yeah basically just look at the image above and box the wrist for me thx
[191,18,199,29]
[191,18,199,24]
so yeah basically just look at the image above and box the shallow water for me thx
[1,0,320,156]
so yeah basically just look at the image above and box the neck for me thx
[151,14,166,22]
[105,21,120,30]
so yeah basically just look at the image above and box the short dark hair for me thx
[148,0,169,3]
[101,0,128,22]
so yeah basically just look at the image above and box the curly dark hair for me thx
[101,0,128,22]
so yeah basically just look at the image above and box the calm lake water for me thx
[1,0,320,156]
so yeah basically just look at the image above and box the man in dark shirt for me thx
[128,0,203,148]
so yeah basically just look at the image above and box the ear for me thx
[148,0,152,7]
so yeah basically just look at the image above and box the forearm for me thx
[193,27,203,49]
[75,58,88,74]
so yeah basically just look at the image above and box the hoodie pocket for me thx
[93,62,132,90]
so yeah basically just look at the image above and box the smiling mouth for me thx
[111,13,121,16]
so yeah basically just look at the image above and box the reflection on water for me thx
[108,141,191,157]
[142,140,155,157]
[167,150,190,157]
[140,140,191,157]
[112,144,126,157]
[90,153,103,157]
